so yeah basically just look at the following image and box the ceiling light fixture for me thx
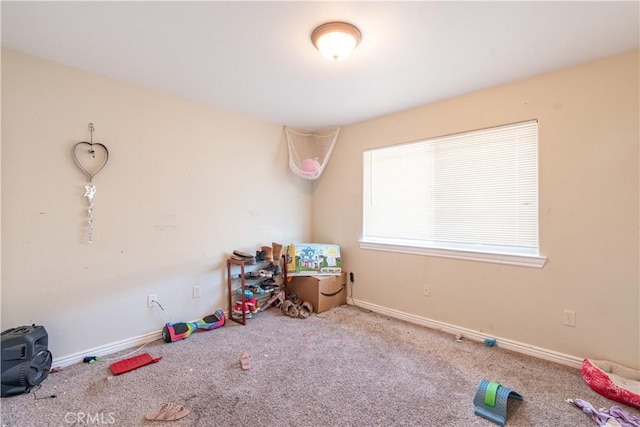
[311,21,361,62]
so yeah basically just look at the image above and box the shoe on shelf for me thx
[233,249,253,258]
[261,285,275,293]
[272,242,283,260]
[232,310,252,319]
[250,286,265,295]
[265,263,281,275]
[231,254,257,264]
[236,288,254,298]
[262,246,273,262]
[247,271,264,278]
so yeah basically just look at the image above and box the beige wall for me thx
[313,50,640,368]
[1,49,312,360]
[3,47,638,369]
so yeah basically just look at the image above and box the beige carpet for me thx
[2,305,638,426]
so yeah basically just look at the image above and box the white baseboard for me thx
[53,302,584,370]
[347,298,583,369]
[52,330,162,368]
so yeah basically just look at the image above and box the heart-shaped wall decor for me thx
[73,141,109,182]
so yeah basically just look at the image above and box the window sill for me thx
[358,240,547,268]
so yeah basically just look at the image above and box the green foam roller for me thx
[473,379,523,426]
[484,381,500,407]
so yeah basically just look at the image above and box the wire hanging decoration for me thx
[285,126,340,180]
[72,123,109,244]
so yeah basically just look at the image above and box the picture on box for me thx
[286,243,342,275]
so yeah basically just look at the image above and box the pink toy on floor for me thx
[581,359,640,409]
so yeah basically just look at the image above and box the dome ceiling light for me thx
[311,21,361,61]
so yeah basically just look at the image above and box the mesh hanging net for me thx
[285,126,340,180]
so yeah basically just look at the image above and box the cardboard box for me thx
[286,243,342,275]
[287,273,347,313]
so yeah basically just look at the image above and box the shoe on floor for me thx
[145,403,190,421]
[240,352,251,370]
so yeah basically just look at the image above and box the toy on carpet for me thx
[484,338,497,347]
[581,358,640,409]
[162,309,225,343]
[566,398,640,425]
[473,379,523,426]
[109,353,162,375]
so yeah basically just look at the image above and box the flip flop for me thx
[240,352,251,370]
[145,403,190,421]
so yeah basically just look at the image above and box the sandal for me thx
[240,352,251,370]
[298,301,313,319]
[145,403,190,421]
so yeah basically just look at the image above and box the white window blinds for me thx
[363,120,539,256]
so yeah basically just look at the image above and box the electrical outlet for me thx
[423,284,430,296]
[147,294,157,308]
[562,309,576,327]
[193,285,201,298]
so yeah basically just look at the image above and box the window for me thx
[361,120,546,268]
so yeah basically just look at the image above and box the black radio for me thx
[1,325,52,397]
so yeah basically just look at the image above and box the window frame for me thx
[359,121,547,269]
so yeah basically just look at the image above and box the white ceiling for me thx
[2,1,638,130]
